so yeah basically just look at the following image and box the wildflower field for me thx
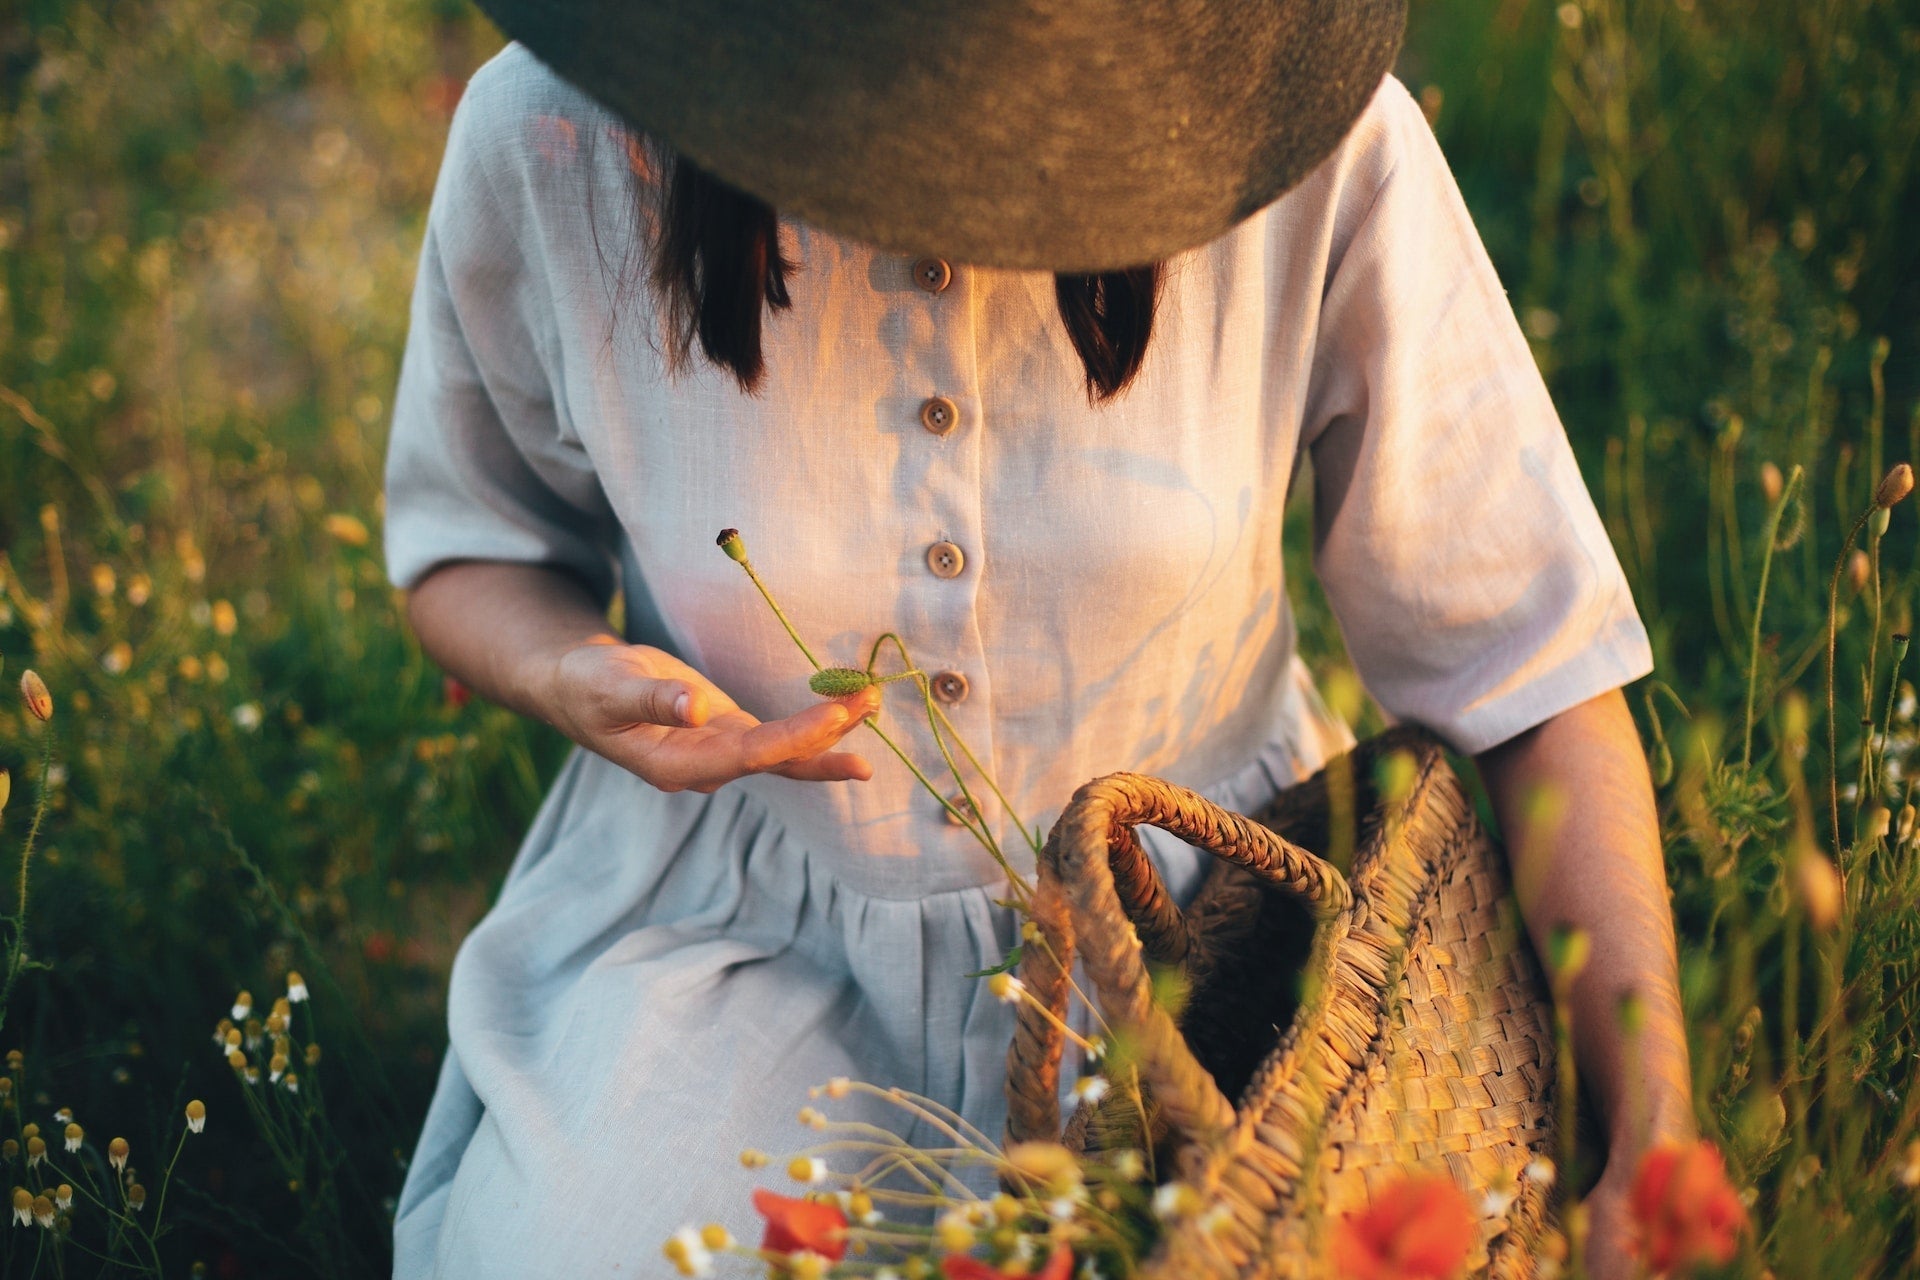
[0,0,1916,1275]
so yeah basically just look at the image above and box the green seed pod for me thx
[808,667,875,697]
[715,528,748,563]
[1871,506,1891,539]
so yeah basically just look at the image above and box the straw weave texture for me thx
[1005,727,1557,1278]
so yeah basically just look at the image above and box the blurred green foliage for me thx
[0,0,1915,1273]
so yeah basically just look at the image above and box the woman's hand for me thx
[403,561,880,794]
[543,638,880,792]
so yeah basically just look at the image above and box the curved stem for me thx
[1828,509,1873,857]
[1745,466,1803,767]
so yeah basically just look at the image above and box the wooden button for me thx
[913,257,952,293]
[926,541,965,578]
[920,396,958,436]
[932,671,969,704]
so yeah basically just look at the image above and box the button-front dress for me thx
[382,43,1652,1277]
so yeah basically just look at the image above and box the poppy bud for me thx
[1760,462,1784,504]
[1849,549,1871,592]
[19,671,51,722]
[1874,463,1914,510]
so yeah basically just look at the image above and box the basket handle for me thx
[1003,772,1352,1151]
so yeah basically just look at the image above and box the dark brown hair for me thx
[634,146,1162,402]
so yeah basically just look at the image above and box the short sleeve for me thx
[383,64,619,603]
[1302,79,1652,755]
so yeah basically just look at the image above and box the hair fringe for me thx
[602,134,1160,402]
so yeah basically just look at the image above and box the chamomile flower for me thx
[108,1137,128,1170]
[11,1188,29,1226]
[53,1186,70,1211]
[287,971,309,1002]
[987,973,1026,1004]
[63,1123,83,1154]
[31,1195,51,1229]
[1072,1076,1109,1106]
[662,1226,713,1278]
[231,991,253,1021]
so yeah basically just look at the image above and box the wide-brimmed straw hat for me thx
[474,0,1406,272]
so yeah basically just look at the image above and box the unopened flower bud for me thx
[304,1043,321,1066]
[19,671,52,723]
[1849,549,1871,592]
[1872,507,1891,538]
[1796,850,1844,930]
[1760,462,1784,504]
[127,1183,146,1211]
[715,528,748,563]
[1875,463,1914,509]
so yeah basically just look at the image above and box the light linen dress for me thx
[383,43,1652,1278]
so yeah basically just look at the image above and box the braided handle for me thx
[1003,772,1352,1151]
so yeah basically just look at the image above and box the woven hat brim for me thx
[474,0,1406,272]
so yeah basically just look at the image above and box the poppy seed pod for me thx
[19,671,52,723]
[808,668,875,697]
[1875,463,1914,510]
[715,528,748,564]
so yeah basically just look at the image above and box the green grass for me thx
[0,0,1917,1273]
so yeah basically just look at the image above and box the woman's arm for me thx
[406,560,880,792]
[1475,686,1693,1277]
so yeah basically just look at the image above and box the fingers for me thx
[727,697,868,775]
[609,686,883,793]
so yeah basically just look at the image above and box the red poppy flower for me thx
[752,1188,849,1262]
[1329,1172,1476,1280]
[1628,1140,1747,1274]
[940,1245,1073,1280]
[443,675,471,710]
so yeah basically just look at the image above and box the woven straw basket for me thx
[1004,727,1558,1278]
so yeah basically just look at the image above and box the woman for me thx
[383,5,1692,1274]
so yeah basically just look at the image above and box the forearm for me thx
[404,560,620,726]
[1475,688,1694,1164]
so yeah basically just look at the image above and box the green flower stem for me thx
[1828,506,1874,856]
[148,1124,189,1238]
[869,632,1042,858]
[734,554,823,672]
[1877,636,1910,787]
[0,732,57,1035]
[722,543,1037,904]
[1745,465,1803,767]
